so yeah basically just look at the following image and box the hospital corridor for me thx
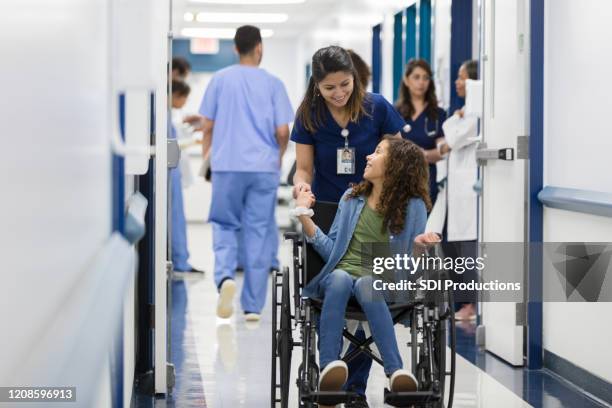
[1,0,612,407]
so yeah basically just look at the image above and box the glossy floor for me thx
[134,215,609,407]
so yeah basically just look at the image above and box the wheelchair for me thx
[271,201,456,407]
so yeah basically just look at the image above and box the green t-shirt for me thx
[336,204,389,278]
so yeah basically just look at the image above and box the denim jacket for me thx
[303,188,427,299]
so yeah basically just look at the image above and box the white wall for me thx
[543,0,612,383]
[0,0,112,380]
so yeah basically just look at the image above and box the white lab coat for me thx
[426,112,479,241]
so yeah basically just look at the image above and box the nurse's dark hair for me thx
[462,60,478,80]
[234,25,262,55]
[172,80,190,97]
[348,138,431,235]
[296,46,367,133]
[395,59,439,121]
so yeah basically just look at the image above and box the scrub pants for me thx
[209,171,278,313]
[237,219,280,271]
[318,270,403,376]
[170,167,192,271]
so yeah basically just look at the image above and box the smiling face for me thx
[403,66,431,99]
[317,71,354,109]
[364,140,389,182]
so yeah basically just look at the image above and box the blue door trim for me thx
[528,0,544,370]
[372,24,382,94]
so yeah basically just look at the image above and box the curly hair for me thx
[348,138,431,235]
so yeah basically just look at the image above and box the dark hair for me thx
[347,49,371,89]
[234,25,262,55]
[395,59,439,121]
[172,57,191,77]
[296,46,368,133]
[349,138,431,234]
[462,60,478,80]
[172,80,190,97]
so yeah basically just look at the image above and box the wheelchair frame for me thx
[271,210,456,408]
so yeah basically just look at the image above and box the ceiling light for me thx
[180,27,274,39]
[195,12,288,23]
[183,12,195,22]
[189,0,304,4]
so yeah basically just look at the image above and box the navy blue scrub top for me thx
[401,107,447,205]
[291,93,406,203]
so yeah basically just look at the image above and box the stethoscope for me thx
[402,116,440,138]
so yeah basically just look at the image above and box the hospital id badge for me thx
[337,147,355,175]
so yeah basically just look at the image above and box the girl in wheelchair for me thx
[295,137,440,400]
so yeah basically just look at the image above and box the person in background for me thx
[436,60,480,321]
[172,57,191,81]
[346,49,371,90]
[395,59,447,206]
[169,80,204,274]
[292,45,404,408]
[198,25,294,322]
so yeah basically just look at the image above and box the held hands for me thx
[296,190,316,209]
[293,182,312,199]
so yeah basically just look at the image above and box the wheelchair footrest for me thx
[302,390,362,405]
[384,388,441,406]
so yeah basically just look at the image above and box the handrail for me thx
[538,186,612,218]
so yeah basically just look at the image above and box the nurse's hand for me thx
[296,191,315,209]
[293,182,312,199]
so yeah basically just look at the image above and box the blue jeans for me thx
[318,269,403,376]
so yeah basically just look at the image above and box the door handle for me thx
[476,142,514,165]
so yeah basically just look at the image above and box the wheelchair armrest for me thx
[283,231,302,244]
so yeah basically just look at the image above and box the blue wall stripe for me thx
[172,39,237,73]
[406,5,417,62]
[528,0,544,370]
[372,24,382,94]
[449,0,473,114]
[418,0,432,62]
[393,11,405,102]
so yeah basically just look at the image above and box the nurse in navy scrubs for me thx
[292,46,405,201]
[291,45,405,407]
[395,59,447,205]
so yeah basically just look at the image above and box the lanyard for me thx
[341,128,349,148]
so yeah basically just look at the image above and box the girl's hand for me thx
[414,232,442,244]
[296,191,315,209]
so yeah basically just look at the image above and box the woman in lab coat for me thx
[436,60,479,320]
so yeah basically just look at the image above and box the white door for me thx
[478,0,530,366]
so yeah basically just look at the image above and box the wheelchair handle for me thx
[283,231,302,242]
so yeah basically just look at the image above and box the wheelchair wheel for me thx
[416,276,456,408]
[271,268,293,408]
[431,279,456,408]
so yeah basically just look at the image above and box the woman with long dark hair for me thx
[396,59,447,205]
[295,138,438,400]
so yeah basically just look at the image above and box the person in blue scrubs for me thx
[395,59,447,205]
[291,46,405,408]
[198,25,293,321]
[169,80,204,274]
